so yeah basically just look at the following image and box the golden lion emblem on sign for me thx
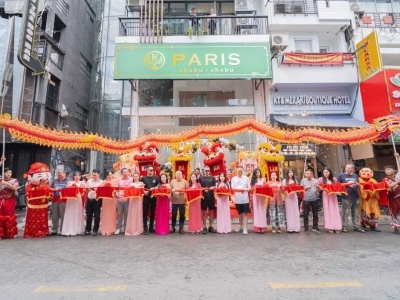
[144,51,165,71]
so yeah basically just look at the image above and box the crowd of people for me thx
[1,158,400,239]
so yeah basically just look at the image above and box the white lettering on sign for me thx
[273,96,351,106]
[21,1,38,64]
[395,103,400,108]
[393,91,400,99]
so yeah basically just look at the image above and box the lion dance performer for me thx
[0,167,19,239]
[201,141,227,177]
[383,165,400,234]
[24,163,51,238]
[358,167,383,232]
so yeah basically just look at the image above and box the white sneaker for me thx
[243,228,248,235]
[114,229,120,235]
[234,228,242,233]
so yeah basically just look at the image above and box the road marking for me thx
[34,285,128,293]
[269,281,363,289]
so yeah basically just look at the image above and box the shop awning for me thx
[274,115,369,128]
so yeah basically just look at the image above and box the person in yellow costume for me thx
[358,167,381,232]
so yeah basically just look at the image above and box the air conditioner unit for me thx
[271,34,289,50]
[241,28,256,35]
[350,2,364,13]
[235,0,254,12]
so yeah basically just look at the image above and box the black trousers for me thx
[171,204,185,229]
[85,199,102,232]
[304,200,319,229]
[143,197,156,229]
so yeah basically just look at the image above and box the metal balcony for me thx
[119,15,269,37]
[356,12,400,28]
[274,0,318,15]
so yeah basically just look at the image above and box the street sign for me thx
[18,0,45,75]
[281,144,317,156]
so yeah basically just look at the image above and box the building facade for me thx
[0,0,95,181]
[87,0,385,177]
[351,0,400,172]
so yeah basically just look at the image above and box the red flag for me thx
[96,186,116,199]
[151,187,171,198]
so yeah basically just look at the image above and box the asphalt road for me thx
[1,224,399,300]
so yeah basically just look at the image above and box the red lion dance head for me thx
[201,141,227,176]
[134,142,160,176]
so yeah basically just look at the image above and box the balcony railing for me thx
[274,0,318,15]
[349,0,400,13]
[119,16,269,37]
[356,12,400,28]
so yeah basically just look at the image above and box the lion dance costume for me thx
[134,142,160,177]
[358,167,387,230]
[24,163,51,238]
[0,175,19,239]
[201,141,227,176]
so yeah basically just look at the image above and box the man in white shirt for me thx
[81,169,104,236]
[231,166,250,235]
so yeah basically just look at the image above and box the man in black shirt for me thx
[199,166,216,234]
[141,165,160,234]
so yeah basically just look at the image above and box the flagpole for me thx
[391,133,400,171]
[1,127,5,178]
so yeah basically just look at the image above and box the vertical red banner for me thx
[267,162,280,180]
[174,161,189,180]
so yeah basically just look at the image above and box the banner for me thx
[174,160,189,180]
[356,31,383,82]
[114,43,272,80]
[266,162,280,180]
[208,160,226,176]
[386,68,400,111]
[282,53,345,66]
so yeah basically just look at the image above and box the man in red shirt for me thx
[0,167,19,239]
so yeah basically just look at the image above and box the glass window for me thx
[123,81,132,107]
[46,75,60,110]
[102,102,121,138]
[44,108,58,128]
[75,103,89,128]
[89,102,102,133]
[90,59,104,103]
[139,80,173,107]
[104,57,123,100]
[49,48,64,70]
[170,3,186,14]
[139,80,253,107]
[80,54,92,80]
[221,3,234,14]
[106,17,122,55]
[319,46,329,53]
[109,0,126,16]
[121,116,131,140]
[294,39,313,52]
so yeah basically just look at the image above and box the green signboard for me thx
[114,43,271,80]
[389,135,400,143]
